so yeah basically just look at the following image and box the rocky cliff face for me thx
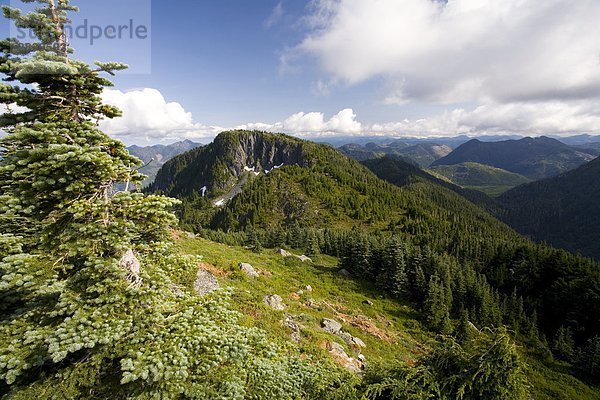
[213,131,307,178]
[151,131,311,197]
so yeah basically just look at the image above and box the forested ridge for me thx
[497,156,600,260]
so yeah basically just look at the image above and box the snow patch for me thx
[214,199,226,207]
[265,163,284,174]
[200,186,207,197]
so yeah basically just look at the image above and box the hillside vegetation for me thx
[498,156,600,260]
[429,162,531,197]
[151,130,600,396]
[432,137,596,179]
[176,235,600,400]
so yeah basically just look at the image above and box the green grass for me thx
[176,236,432,367]
[175,235,600,399]
[465,184,520,197]
[429,162,531,197]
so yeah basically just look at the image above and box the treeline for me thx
[195,226,600,383]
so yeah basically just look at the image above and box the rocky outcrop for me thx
[239,262,259,278]
[282,313,302,342]
[151,131,311,196]
[327,342,364,374]
[277,249,313,263]
[194,268,219,295]
[263,294,286,310]
[321,318,343,335]
[322,318,366,349]
[278,249,293,257]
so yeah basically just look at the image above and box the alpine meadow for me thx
[1,1,600,399]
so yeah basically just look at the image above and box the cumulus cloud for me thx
[100,88,223,144]
[295,0,600,104]
[239,102,600,138]
[237,108,362,136]
[371,100,600,137]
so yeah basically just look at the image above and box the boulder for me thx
[194,268,219,295]
[297,255,312,263]
[352,336,366,348]
[363,299,374,306]
[339,331,367,349]
[283,313,302,342]
[264,294,286,310]
[277,249,293,257]
[239,262,259,278]
[321,318,343,335]
[338,331,355,346]
[338,268,352,277]
[305,285,313,292]
[327,342,363,374]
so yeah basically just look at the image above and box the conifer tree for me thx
[552,325,575,362]
[424,275,451,332]
[0,2,323,397]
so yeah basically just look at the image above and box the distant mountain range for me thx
[339,142,452,167]
[431,136,596,180]
[127,140,201,186]
[497,156,600,259]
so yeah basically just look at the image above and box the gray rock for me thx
[194,268,219,295]
[297,255,312,263]
[338,331,355,346]
[264,294,286,310]
[305,285,313,292]
[363,299,374,306]
[352,336,366,348]
[283,313,302,342]
[327,342,363,374]
[239,262,259,278]
[339,331,367,348]
[321,318,343,335]
[278,249,293,257]
[338,268,352,277]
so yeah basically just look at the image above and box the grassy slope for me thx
[175,236,600,400]
[428,162,531,197]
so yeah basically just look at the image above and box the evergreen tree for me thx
[424,275,451,332]
[575,336,600,382]
[0,2,322,397]
[552,325,575,362]
[306,230,320,257]
[245,225,263,253]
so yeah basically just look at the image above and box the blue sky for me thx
[2,0,600,144]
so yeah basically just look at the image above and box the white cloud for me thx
[239,101,600,138]
[264,1,284,28]
[4,87,600,144]
[295,0,600,104]
[237,108,362,136]
[99,88,223,144]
